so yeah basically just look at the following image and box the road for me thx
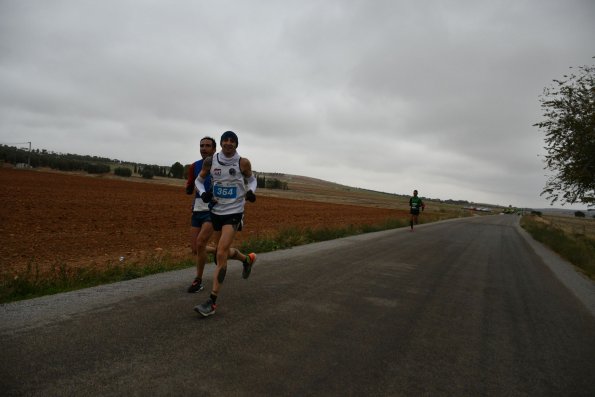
[1,215,595,396]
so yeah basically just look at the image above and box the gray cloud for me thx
[1,0,594,208]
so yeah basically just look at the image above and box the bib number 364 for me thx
[214,185,237,199]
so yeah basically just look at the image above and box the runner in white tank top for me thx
[210,151,247,215]
[185,136,257,294]
[193,131,257,317]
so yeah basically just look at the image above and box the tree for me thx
[575,211,585,218]
[114,167,132,177]
[534,60,595,206]
[142,168,154,179]
[170,162,184,179]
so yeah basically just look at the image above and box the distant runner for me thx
[409,189,425,231]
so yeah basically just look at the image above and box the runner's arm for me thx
[245,174,257,193]
[240,157,252,179]
[185,163,195,194]
[194,156,212,196]
[240,157,257,202]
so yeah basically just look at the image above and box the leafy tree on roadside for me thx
[534,60,595,206]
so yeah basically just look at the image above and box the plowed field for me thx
[1,166,407,275]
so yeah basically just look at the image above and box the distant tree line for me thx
[1,145,293,187]
[137,164,169,179]
[436,198,472,206]
[0,145,176,180]
[256,175,288,190]
[0,145,115,171]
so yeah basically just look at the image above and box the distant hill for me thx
[255,172,409,209]
[254,172,498,213]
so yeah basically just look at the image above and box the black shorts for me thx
[191,211,212,228]
[410,208,420,216]
[211,212,243,232]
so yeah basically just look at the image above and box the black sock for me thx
[210,294,217,304]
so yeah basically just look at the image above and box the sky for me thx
[1,0,593,209]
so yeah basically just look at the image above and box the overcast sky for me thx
[1,0,593,209]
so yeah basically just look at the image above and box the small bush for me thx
[114,167,132,177]
[142,168,154,179]
[86,163,111,174]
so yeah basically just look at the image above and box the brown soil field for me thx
[1,166,408,276]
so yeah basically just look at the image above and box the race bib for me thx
[213,183,238,200]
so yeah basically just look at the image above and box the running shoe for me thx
[187,277,204,293]
[242,253,256,279]
[194,299,217,317]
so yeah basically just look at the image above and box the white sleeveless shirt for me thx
[210,151,246,215]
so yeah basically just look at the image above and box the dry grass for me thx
[540,215,595,239]
[521,214,595,280]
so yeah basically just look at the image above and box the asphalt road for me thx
[1,215,595,396]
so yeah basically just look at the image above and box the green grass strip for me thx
[0,256,194,304]
[0,216,421,303]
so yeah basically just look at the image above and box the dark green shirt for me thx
[410,196,423,209]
